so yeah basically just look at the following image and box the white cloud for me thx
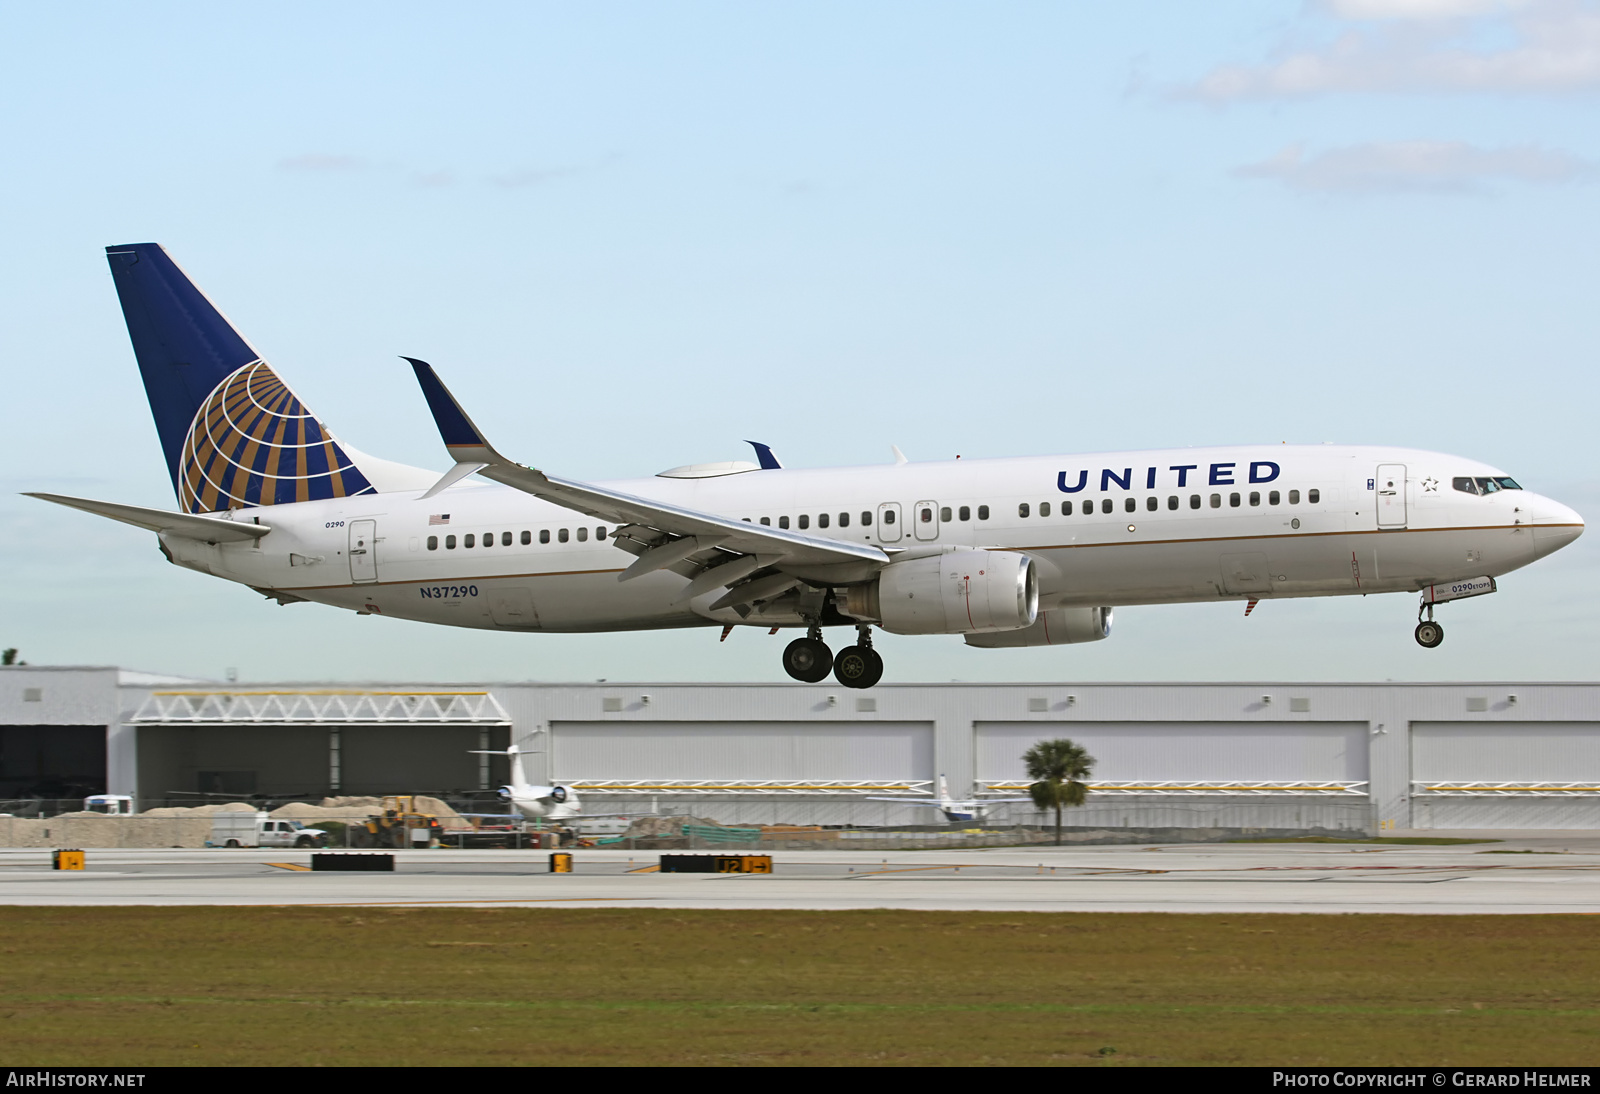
[1321,0,1530,19]
[1183,0,1600,99]
[277,153,367,171]
[490,166,582,188]
[1235,139,1596,191]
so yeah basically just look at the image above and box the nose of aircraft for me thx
[1529,495,1585,559]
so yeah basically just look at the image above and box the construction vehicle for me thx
[347,796,444,849]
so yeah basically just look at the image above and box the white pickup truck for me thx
[210,811,330,849]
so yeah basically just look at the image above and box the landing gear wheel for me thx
[833,645,884,689]
[1414,621,1444,648]
[782,637,833,682]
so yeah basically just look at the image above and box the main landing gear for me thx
[1415,600,1444,649]
[781,624,883,688]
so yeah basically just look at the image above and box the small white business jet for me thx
[867,776,1031,823]
[467,744,582,821]
[28,245,1584,687]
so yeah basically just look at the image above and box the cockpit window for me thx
[1454,476,1523,495]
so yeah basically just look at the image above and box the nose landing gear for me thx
[1415,600,1444,648]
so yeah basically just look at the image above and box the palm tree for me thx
[1023,739,1095,845]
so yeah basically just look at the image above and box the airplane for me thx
[867,775,1031,823]
[27,243,1585,689]
[467,743,582,821]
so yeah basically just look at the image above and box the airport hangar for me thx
[3,666,1599,833]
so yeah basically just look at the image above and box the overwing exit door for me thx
[876,502,903,543]
[1376,465,1407,530]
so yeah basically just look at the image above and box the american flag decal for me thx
[429,514,451,525]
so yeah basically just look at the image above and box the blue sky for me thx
[2,1,1597,683]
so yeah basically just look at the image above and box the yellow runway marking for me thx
[625,864,660,873]
[266,862,311,872]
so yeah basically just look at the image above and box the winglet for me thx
[404,357,494,453]
[405,358,504,497]
[745,441,783,470]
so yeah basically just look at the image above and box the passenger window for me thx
[540,529,550,544]
[862,511,873,526]
[465,533,476,548]
[427,535,438,550]
[839,512,850,528]
[977,505,989,520]
[1124,497,1136,513]
[1167,496,1178,510]
[521,531,531,545]
[482,533,492,548]
[1101,498,1113,514]
[819,513,830,529]
[577,527,588,542]
[798,514,809,530]
[1062,501,1072,516]
[1039,502,1051,517]
[1289,490,1300,504]
[1269,491,1280,505]
[778,516,790,530]
[1210,494,1221,508]
[503,531,513,546]
[760,517,771,526]
[1229,493,1240,507]
[1146,497,1157,512]
[558,528,569,543]
[882,510,895,525]
[920,508,933,523]
[596,527,607,539]
[1249,491,1260,506]
[940,506,952,522]
[959,506,971,521]
[1190,495,1201,509]
[446,535,457,549]
[1018,503,1030,518]
[1308,488,1321,504]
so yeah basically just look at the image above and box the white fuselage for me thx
[159,445,1583,633]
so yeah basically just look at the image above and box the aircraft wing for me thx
[25,492,272,544]
[406,359,889,606]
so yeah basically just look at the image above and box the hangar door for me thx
[550,721,934,787]
[131,690,512,802]
[1412,722,1600,829]
[976,721,1370,789]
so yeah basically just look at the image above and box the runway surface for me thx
[4,836,1600,913]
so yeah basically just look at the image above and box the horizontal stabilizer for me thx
[26,493,271,543]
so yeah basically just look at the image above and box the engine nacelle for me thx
[963,606,1113,648]
[844,550,1038,635]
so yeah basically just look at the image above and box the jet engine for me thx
[841,550,1038,635]
[496,784,570,804]
[963,606,1113,648]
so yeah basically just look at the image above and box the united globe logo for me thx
[178,361,374,514]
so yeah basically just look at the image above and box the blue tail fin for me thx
[105,244,374,514]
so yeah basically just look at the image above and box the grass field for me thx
[2,908,1597,1066]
